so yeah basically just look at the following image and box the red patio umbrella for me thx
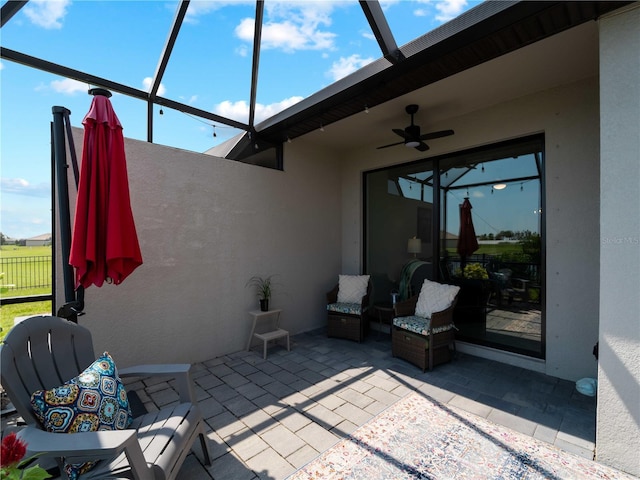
[457,197,479,268]
[69,90,142,288]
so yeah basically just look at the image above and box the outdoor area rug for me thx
[287,392,635,480]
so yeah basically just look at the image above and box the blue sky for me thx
[1,0,478,239]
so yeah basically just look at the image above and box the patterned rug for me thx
[287,392,635,480]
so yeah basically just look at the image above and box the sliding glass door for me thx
[364,135,544,358]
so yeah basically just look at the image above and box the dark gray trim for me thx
[248,1,264,129]
[359,1,404,63]
[0,0,27,28]
[0,47,250,130]
[150,0,190,98]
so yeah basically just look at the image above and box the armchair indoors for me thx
[392,280,460,371]
[0,315,211,480]
[326,275,372,342]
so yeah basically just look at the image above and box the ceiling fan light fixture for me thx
[375,105,454,151]
[493,183,507,190]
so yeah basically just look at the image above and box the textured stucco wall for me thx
[344,75,602,382]
[57,131,341,367]
[596,4,640,476]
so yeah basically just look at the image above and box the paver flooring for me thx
[1,328,599,480]
[157,329,596,479]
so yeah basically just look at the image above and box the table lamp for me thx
[408,237,422,258]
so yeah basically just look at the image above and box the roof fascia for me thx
[253,1,633,144]
[253,1,518,137]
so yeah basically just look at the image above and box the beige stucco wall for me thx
[57,131,342,366]
[342,75,602,382]
[55,52,613,385]
[596,4,640,476]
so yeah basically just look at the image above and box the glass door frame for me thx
[363,134,545,359]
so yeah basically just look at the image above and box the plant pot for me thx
[259,298,269,312]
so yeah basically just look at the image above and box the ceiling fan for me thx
[376,104,454,152]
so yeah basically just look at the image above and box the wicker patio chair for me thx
[392,282,460,372]
[326,275,372,342]
[1,315,211,480]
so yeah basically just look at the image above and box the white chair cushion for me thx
[337,275,370,304]
[415,279,460,318]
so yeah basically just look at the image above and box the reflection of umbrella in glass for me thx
[69,89,142,289]
[457,197,479,269]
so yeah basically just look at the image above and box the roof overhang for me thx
[252,1,632,148]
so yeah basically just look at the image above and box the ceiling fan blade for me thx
[378,107,452,150]
[392,128,410,140]
[420,129,454,141]
[376,140,405,149]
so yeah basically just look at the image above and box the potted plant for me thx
[246,275,276,311]
[462,263,489,280]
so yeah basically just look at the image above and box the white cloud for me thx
[235,17,335,53]
[23,0,71,29]
[1,178,51,198]
[187,95,198,105]
[362,31,376,41]
[235,44,249,57]
[235,2,337,53]
[184,1,239,24]
[327,54,375,82]
[0,62,4,70]
[379,0,401,11]
[142,77,166,96]
[214,96,303,124]
[433,0,469,22]
[50,78,86,95]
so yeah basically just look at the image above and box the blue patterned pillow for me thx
[30,352,133,479]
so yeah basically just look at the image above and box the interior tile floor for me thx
[2,328,601,480]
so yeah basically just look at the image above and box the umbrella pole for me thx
[52,106,83,322]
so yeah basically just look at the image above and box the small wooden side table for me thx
[246,309,290,359]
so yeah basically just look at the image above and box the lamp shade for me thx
[408,237,422,255]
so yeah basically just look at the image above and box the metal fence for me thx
[0,256,52,290]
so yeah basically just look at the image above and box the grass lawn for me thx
[0,245,52,257]
[1,245,53,340]
[1,301,52,341]
[445,242,524,257]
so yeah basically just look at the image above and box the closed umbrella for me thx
[457,197,479,269]
[69,89,142,289]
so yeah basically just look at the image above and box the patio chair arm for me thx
[326,284,339,304]
[119,363,196,403]
[17,427,153,480]
[394,296,418,317]
[430,296,459,329]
